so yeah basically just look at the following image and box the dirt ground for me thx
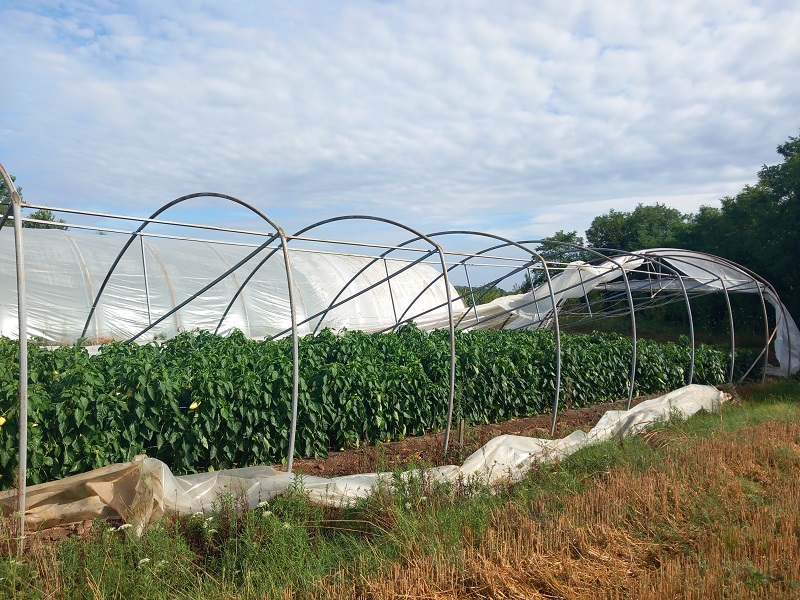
[286,394,655,478]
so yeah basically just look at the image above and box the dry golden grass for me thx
[321,419,800,599]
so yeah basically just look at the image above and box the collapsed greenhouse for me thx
[1,181,799,536]
[1,218,798,376]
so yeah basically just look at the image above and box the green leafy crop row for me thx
[0,327,758,488]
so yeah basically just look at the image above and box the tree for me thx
[22,208,68,230]
[534,230,590,264]
[513,230,590,293]
[0,173,22,205]
[586,203,689,251]
[0,173,67,230]
[683,132,800,318]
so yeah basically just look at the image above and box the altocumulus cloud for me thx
[1,0,798,239]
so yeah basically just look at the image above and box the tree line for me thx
[584,132,799,320]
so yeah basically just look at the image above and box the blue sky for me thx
[1,0,798,244]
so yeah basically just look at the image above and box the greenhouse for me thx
[2,178,799,539]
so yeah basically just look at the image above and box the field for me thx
[1,379,798,598]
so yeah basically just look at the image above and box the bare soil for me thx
[285,394,655,478]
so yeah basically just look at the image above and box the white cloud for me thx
[1,0,798,242]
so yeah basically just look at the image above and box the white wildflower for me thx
[404,502,411,510]
[256,500,269,508]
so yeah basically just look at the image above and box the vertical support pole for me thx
[1,165,27,552]
[616,260,637,410]
[675,272,695,384]
[383,258,399,328]
[782,303,793,377]
[578,267,592,318]
[721,279,736,385]
[545,263,563,438]
[140,235,153,326]
[279,239,301,474]
[756,284,770,384]
[463,263,479,326]
[531,268,542,324]
[438,247,457,458]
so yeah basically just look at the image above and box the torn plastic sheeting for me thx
[0,384,728,532]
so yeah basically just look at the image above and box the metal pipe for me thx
[1,164,27,551]
[578,268,592,318]
[81,192,286,340]
[720,278,736,385]
[756,282,770,383]
[408,231,562,438]
[272,216,459,457]
[280,233,301,474]
[0,202,12,230]
[139,235,152,326]
[463,263,480,326]
[620,261,638,410]
[383,259,399,328]
[127,232,283,343]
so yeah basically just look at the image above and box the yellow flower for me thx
[189,401,201,410]
[0,416,6,427]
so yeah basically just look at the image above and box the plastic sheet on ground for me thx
[0,384,729,532]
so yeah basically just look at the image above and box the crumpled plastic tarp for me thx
[0,384,729,532]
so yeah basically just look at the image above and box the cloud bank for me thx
[1,0,798,240]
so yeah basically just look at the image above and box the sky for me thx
[1,0,799,245]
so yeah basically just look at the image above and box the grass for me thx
[1,378,799,598]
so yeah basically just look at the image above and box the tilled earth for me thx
[285,394,655,478]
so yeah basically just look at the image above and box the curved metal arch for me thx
[388,239,536,330]
[81,193,282,338]
[639,249,775,384]
[77,192,302,473]
[267,215,459,457]
[515,240,641,411]
[217,221,438,339]
[396,236,641,415]
[400,230,564,437]
[669,249,789,380]
[640,251,740,387]
[377,234,640,430]
[591,248,698,387]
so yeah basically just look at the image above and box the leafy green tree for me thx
[682,132,799,318]
[0,174,67,230]
[513,230,590,293]
[534,230,590,264]
[586,203,689,251]
[0,173,22,205]
[456,284,506,306]
[22,208,68,230]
